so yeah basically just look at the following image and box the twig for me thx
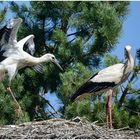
[96,122,106,126]
[116,126,130,131]
[91,124,108,138]
[22,121,34,139]
[92,120,98,124]
[123,106,140,117]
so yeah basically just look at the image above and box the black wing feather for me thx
[0,26,12,45]
[32,64,43,73]
[0,49,6,62]
[23,36,35,55]
[0,26,12,62]
[70,73,116,102]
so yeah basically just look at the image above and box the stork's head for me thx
[42,53,63,71]
[125,45,132,52]
[124,45,134,69]
[125,45,132,58]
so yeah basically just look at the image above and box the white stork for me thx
[0,18,63,117]
[70,45,134,129]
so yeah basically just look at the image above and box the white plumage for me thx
[0,18,62,117]
[70,45,134,128]
[91,64,124,83]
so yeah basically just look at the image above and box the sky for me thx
[111,2,140,61]
[1,1,140,114]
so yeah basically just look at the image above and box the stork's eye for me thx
[52,56,55,59]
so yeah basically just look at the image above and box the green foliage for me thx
[0,2,6,23]
[112,106,129,128]
[104,54,120,67]
[57,62,92,105]
[52,29,67,44]
[1,1,139,129]
[0,74,31,124]
[120,96,140,129]
[65,100,92,121]
[91,100,106,123]
[129,116,140,129]
[125,98,140,117]
[0,8,6,23]
[111,97,140,129]
[69,2,129,54]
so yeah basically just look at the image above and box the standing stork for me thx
[70,45,134,129]
[0,18,63,117]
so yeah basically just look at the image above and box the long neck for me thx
[28,55,48,66]
[128,52,134,70]
[125,51,134,71]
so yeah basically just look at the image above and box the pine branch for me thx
[67,31,82,37]
[67,26,94,37]
[123,105,140,116]
[46,100,57,114]
[61,57,75,68]
[118,71,137,108]
[68,37,76,43]
[42,17,48,51]
[47,109,56,118]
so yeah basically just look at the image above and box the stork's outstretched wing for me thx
[0,25,12,60]
[17,35,35,55]
[32,64,43,73]
[17,34,43,73]
[0,26,12,46]
[0,18,22,46]
[18,34,44,73]
[0,17,42,72]
[0,18,22,62]
[23,35,35,55]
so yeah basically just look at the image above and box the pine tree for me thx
[3,1,139,129]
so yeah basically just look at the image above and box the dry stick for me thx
[97,122,113,126]
[74,133,100,139]
[92,120,98,124]
[21,119,36,139]
[22,124,33,139]
[91,124,108,138]
[116,126,130,131]
[1,127,16,138]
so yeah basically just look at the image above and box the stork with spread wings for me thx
[0,18,63,117]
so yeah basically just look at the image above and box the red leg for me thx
[108,91,112,129]
[106,102,109,128]
[106,90,113,129]
[7,87,23,117]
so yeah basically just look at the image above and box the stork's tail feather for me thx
[70,81,93,102]
[70,92,78,102]
[70,81,117,102]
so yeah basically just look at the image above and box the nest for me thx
[0,117,139,139]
